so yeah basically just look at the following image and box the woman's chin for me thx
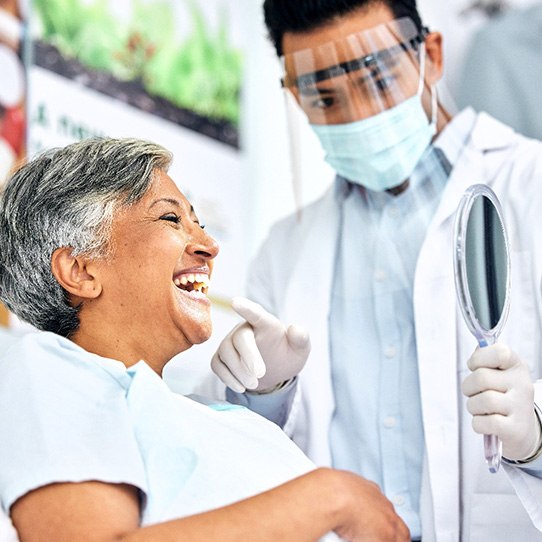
[193,324,213,345]
[182,319,213,347]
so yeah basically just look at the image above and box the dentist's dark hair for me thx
[263,0,425,56]
[0,137,172,338]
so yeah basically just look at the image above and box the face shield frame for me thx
[280,18,431,125]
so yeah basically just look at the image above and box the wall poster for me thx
[27,0,249,392]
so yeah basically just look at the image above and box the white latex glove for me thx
[211,296,310,393]
[461,343,541,461]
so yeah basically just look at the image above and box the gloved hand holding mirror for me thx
[454,184,541,473]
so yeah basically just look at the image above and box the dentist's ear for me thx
[424,31,444,84]
[285,86,301,107]
[51,247,102,301]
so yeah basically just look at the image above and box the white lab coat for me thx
[247,111,542,541]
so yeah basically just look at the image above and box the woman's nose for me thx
[188,226,219,260]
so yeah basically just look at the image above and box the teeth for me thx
[174,272,210,290]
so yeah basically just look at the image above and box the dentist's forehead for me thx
[282,17,423,91]
[281,3,397,54]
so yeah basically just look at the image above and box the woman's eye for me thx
[160,214,181,224]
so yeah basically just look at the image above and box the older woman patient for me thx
[0,138,409,542]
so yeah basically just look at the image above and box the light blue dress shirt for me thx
[328,145,451,538]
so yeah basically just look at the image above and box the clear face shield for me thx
[281,18,439,193]
[282,18,429,124]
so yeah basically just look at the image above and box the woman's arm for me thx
[11,468,409,542]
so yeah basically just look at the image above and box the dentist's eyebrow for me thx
[299,85,336,98]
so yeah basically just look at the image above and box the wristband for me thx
[503,403,542,465]
[250,378,296,395]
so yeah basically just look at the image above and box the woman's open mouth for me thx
[173,272,210,298]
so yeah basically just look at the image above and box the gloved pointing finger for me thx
[231,296,276,328]
[211,296,311,393]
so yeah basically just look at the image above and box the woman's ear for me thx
[424,31,444,84]
[51,247,102,300]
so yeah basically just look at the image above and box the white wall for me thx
[417,0,540,98]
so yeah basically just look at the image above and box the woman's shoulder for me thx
[0,331,132,399]
[0,331,149,515]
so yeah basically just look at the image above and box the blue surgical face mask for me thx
[310,95,436,191]
[309,49,437,192]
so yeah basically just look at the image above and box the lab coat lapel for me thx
[282,187,339,464]
[432,111,517,228]
[282,186,338,340]
[415,176,465,542]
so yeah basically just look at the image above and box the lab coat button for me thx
[384,346,397,359]
[392,495,405,506]
[383,416,396,428]
[375,269,387,282]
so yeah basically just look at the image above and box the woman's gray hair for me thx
[0,137,172,337]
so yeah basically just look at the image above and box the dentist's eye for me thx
[160,214,181,224]
[311,96,335,109]
[375,76,394,92]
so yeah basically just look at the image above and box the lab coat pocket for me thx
[467,493,542,540]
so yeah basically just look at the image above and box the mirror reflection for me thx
[464,194,508,332]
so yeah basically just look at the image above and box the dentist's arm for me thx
[461,343,542,461]
[211,297,310,393]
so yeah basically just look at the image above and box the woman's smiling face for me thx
[85,169,219,369]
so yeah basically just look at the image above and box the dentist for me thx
[212,1,542,540]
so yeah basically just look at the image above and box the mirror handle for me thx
[479,336,503,472]
[485,434,502,473]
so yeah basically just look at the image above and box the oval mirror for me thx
[453,184,511,473]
